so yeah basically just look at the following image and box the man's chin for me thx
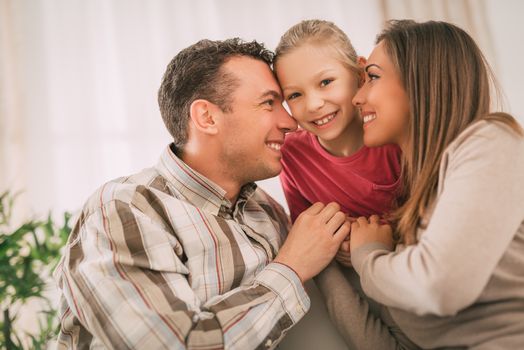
[250,165,282,183]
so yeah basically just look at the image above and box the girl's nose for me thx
[306,94,324,112]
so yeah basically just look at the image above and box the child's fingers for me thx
[356,216,369,226]
[369,215,380,225]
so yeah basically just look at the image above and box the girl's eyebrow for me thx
[365,64,382,72]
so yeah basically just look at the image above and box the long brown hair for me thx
[380,20,523,244]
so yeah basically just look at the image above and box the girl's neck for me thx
[318,118,364,157]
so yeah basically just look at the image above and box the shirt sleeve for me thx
[279,169,312,223]
[56,199,310,350]
[352,123,524,316]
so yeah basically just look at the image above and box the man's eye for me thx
[264,99,275,106]
[287,92,300,101]
[320,79,333,87]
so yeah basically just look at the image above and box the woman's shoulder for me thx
[441,119,524,178]
[447,119,524,155]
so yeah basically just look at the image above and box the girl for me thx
[274,20,401,228]
[318,20,524,349]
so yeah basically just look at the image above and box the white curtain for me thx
[0,0,385,218]
[2,0,523,219]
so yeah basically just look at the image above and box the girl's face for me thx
[276,44,361,143]
[352,41,410,150]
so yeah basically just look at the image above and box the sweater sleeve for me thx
[352,122,524,316]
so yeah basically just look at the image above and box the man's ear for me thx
[189,99,219,135]
[357,56,367,88]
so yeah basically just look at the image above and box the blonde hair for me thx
[274,19,360,75]
[379,20,523,245]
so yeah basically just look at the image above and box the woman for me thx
[316,20,524,349]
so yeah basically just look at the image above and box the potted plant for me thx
[0,191,71,349]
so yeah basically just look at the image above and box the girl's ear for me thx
[358,56,367,67]
[357,56,367,88]
[189,99,219,135]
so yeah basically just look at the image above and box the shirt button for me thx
[265,339,272,348]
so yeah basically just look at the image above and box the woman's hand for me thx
[350,215,394,254]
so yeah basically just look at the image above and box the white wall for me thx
[484,0,524,118]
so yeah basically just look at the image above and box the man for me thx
[54,38,350,349]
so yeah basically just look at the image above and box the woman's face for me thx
[352,41,410,150]
[275,44,361,144]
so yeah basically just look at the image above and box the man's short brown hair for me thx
[158,38,274,149]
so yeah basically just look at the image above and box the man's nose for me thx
[277,107,298,133]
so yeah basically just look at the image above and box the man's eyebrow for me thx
[365,64,382,72]
[259,90,282,101]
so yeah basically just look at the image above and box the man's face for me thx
[217,56,297,184]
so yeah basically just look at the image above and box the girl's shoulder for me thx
[284,128,312,142]
[363,143,402,161]
[282,129,316,151]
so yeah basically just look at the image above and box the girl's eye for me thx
[320,79,332,87]
[287,92,301,101]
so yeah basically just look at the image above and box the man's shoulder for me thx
[81,166,178,215]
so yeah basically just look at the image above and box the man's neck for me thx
[179,147,241,204]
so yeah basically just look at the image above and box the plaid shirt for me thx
[54,145,310,350]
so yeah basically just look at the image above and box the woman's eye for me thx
[367,73,380,82]
[287,92,300,101]
[320,79,332,87]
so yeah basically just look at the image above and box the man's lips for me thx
[266,140,283,151]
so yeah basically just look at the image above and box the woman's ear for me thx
[189,99,219,135]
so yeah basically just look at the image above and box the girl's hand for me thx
[335,238,352,267]
[335,217,357,267]
[350,215,394,254]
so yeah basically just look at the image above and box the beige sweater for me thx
[317,120,524,349]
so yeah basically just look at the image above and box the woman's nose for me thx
[352,86,365,107]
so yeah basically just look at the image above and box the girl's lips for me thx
[311,112,337,129]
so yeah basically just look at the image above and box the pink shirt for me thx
[280,130,402,222]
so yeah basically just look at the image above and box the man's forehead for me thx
[223,56,282,97]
